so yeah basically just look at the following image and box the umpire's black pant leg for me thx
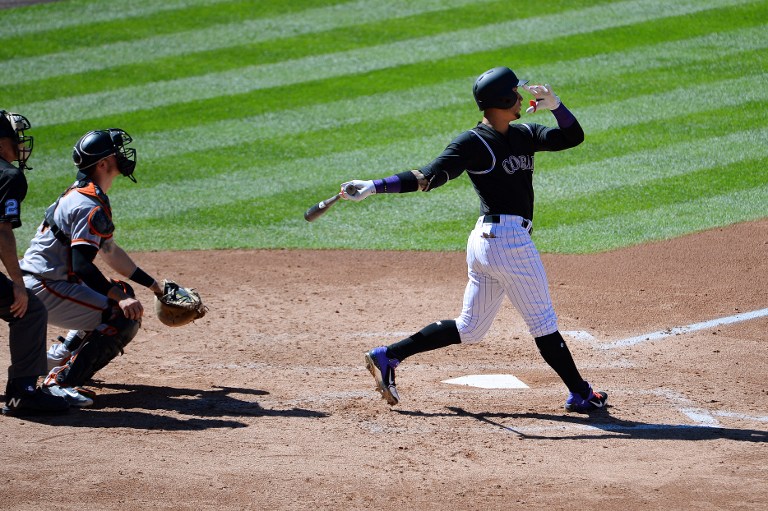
[1,286,49,381]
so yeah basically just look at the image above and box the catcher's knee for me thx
[55,315,140,387]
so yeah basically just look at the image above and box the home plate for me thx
[442,374,529,389]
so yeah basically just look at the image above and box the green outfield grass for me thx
[2,0,766,253]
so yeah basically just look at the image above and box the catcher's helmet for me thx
[472,67,528,110]
[0,110,34,171]
[73,128,137,182]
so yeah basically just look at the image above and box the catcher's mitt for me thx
[154,279,207,327]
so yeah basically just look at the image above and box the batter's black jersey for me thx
[0,158,27,229]
[419,120,584,220]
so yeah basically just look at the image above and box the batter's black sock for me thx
[535,331,590,397]
[387,320,461,361]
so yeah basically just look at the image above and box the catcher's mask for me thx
[0,110,34,171]
[472,67,528,110]
[73,128,137,182]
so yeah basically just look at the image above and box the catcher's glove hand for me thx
[154,279,208,327]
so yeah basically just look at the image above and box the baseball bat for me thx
[304,183,357,222]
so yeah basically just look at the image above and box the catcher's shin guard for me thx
[54,315,140,387]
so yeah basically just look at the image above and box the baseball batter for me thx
[20,128,163,407]
[341,66,607,412]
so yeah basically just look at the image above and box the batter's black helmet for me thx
[73,128,137,182]
[0,110,34,171]
[472,67,528,110]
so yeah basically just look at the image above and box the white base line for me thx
[600,307,768,349]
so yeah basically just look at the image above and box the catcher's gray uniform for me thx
[21,180,114,331]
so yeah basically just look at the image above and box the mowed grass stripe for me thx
[113,183,768,252]
[8,0,758,107]
[25,61,767,187]
[0,0,236,37]
[22,133,456,221]
[1,0,498,85]
[11,0,753,126]
[38,109,763,228]
[99,123,768,222]
[535,184,768,253]
[536,126,768,202]
[24,25,766,175]
[3,0,627,104]
[541,23,768,90]
[538,157,768,227]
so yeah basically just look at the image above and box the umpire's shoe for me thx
[564,383,608,413]
[365,346,400,406]
[2,380,69,416]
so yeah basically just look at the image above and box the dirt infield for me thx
[1,219,766,510]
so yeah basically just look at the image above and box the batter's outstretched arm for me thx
[341,170,424,202]
[341,132,479,201]
[342,151,476,202]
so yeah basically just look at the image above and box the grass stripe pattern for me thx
[1,0,766,253]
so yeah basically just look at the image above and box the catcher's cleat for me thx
[564,384,608,412]
[42,384,93,408]
[365,346,400,406]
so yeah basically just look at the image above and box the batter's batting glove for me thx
[523,84,561,113]
[341,180,375,201]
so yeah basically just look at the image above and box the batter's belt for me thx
[482,214,533,233]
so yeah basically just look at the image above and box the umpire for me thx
[0,110,68,415]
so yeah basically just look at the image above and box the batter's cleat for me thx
[2,382,69,416]
[365,346,400,406]
[42,384,93,408]
[565,384,608,413]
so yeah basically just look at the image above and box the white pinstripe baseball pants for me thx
[455,215,558,342]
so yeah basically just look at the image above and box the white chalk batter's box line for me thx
[648,388,768,427]
[563,307,768,350]
[469,388,768,436]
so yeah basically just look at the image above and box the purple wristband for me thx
[551,102,576,128]
[373,175,402,194]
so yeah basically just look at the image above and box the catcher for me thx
[19,128,204,407]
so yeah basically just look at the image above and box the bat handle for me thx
[342,183,358,197]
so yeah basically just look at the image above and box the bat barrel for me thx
[304,192,341,222]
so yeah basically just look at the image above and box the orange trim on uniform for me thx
[77,183,112,220]
[86,207,114,239]
[39,279,104,311]
[76,181,101,199]
[71,237,100,247]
